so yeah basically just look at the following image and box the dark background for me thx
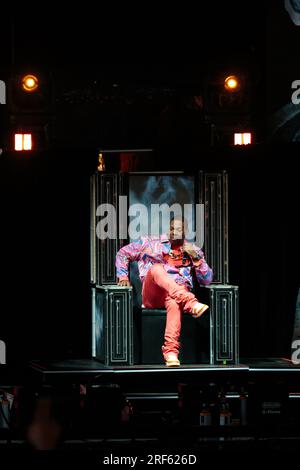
[1,143,298,362]
[0,3,299,362]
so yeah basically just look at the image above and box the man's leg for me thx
[143,263,202,313]
[162,295,182,358]
[142,267,182,365]
[142,265,167,309]
[142,264,208,366]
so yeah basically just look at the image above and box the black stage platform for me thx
[2,358,300,450]
[26,358,300,390]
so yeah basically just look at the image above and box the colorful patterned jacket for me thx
[116,234,213,290]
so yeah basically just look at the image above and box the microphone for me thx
[183,250,203,264]
[182,251,191,265]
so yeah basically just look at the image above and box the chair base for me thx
[140,309,210,365]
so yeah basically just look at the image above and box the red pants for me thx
[142,264,199,356]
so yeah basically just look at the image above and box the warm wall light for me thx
[97,152,106,172]
[23,134,32,150]
[14,134,23,151]
[224,75,239,91]
[234,132,252,145]
[14,133,32,151]
[21,74,39,92]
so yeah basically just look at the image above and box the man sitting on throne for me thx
[116,216,213,367]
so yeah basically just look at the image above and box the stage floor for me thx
[30,358,248,373]
[29,356,300,370]
[26,357,300,389]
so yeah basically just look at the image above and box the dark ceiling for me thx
[0,4,269,150]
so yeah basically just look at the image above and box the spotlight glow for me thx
[225,75,239,91]
[22,74,39,92]
[234,132,252,145]
[14,133,32,151]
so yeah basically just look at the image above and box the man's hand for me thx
[183,243,200,260]
[117,279,132,287]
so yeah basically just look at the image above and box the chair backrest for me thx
[129,261,142,309]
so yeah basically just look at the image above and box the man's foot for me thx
[191,302,209,319]
[164,352,180,367]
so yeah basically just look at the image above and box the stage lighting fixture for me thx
[14,133,32,151]
[234,132,252,145]
[224,75,239,91]
[21,74,39,92]
[97,152,106,172]
[10,70,52,113]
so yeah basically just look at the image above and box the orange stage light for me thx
[21,74,39,92]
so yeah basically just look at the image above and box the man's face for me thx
[169,219,185,243]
